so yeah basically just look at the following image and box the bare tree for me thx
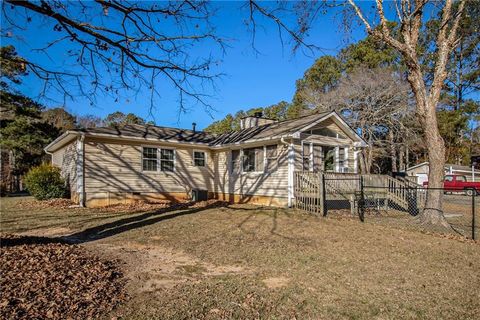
[249,0,466,228]
[306,67,414,174]
[346,0,465,227]
[76,114,104,129]
[2,0,225,112]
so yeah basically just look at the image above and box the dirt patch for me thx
[262,277,290,289]
[96,241,248,293]
[0,234,126,320]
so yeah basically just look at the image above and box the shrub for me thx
[24,164,67,200]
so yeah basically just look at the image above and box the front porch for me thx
[293,172,425,217]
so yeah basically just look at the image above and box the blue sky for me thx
[4,1,367,130]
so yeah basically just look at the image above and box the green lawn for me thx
[1,196,479,319]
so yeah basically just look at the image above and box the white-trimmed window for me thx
[243,147,264,172]
[160,149,175,172]
[142,147,158,171]
[193,150,206,167]
[142,147,175,172]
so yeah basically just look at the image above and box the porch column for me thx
[344,147,349,172]
[309,143,314,172]
[353,149,359,174]
[334,146,340,172]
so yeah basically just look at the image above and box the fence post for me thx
[359,175,365,222]
[322,174,327,217]
[472,192,476,240]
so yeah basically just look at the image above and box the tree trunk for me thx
[389,130,397,172]
[405,143,409,170]
[407,69,450,228]
[360,150,369,173]
[419,104,452,229]
[399,145,405,172]
[422,110,449,227]
[346,0,465,229]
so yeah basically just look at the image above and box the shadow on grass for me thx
[1,235,68,247]
[62,201,228,244]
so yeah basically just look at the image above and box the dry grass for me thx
[1,196,479,319]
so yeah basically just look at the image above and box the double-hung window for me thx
[243,147,264,172]
[232,146,278,174]
[193,151,206,167]
[142,147,175,172]
[160,149,175,172]
[143,147,158,171]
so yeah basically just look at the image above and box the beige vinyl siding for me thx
[214,144,289,199]
[309,118,349,138]
[212,150,229,195]
[293,141,303,172]
[51,141,78,192]
[322,118,346,135]
[299,133,352,146]
[52,146,66,167]
[83,137,213,195]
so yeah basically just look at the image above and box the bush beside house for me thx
[24,164,68,200]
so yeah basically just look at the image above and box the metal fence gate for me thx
[294,172,478,240]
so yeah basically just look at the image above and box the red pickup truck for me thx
[423,174,480,195]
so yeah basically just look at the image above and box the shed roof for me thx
[406,162,480,173]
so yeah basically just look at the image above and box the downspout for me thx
[77,134,85,207]
[281,136,294,207]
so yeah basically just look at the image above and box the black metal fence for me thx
[322,175,478,240]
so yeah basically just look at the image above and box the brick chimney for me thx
[240,112,276,129]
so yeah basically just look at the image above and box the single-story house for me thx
[406,161,480,185]
[44,111,367,207]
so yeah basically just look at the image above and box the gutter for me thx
[44,131,80,153]
[77,134,85,207]
[280,135,294,208]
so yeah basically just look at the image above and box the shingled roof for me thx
[46,111,362,152]
[77,124,217,145]
[210,112,331,145]
[72,111,332,146]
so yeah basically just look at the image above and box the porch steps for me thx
[294,172,425,214]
